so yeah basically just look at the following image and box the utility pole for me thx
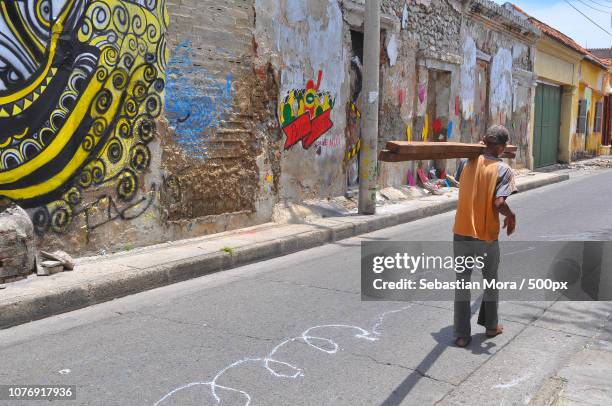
[358,0,380,215]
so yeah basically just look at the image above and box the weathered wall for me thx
[459,1,538,167]
[0,0,280,255]
[0,0,170,254]
[379,0,536,183]
[378,0,464,187]
[533,37,581,164]
[255,0,349,202]
[0,0,542,256]
[161,0,279,238]
[573,60,606,158]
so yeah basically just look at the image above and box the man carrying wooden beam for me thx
[453,125,518,348]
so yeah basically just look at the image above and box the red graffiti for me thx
[433,118,442,134]
[280,70,335,151]
[455,96,460,116]
[283,109,333,150]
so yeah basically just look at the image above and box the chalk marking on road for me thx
[58,369,71,375]
[491,373,531,389]
[371,305,413,336]
[153,305,414,405]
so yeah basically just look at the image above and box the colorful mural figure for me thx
[0,0,168,235]
[279,70,335,150]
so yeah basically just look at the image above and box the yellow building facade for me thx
[532,35,582,165]
[574,57,607,158]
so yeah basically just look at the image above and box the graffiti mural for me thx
[0,0,168,235]
[279,70,335,150]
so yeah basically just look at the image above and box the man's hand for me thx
[503,213,516,236]
[495,196,516,236]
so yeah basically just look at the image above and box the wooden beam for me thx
[380,142,517,162]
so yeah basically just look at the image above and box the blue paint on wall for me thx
[165,41,233,158]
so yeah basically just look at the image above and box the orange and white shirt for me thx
[453,155,517,241]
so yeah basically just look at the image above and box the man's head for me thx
[483,125,509,157]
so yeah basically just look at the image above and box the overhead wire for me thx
[562,0,612,36]
[574,0,611,13]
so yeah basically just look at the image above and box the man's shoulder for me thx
[496,161,513,175]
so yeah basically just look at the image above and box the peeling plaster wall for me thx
[158,0,283,244]
[12,0,283,256]
[379,27,418,188]
[8,0,542,256]
[379,0,463,187]
[459,13,536,167]
[490,48,513,122]
[461,37,477,120]
[255,0,348,201]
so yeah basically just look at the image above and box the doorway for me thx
[533,83,561,167]
[346,30,363,190]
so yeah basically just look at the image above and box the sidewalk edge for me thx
[0,173,569,329]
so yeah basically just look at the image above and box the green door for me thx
[534,83,561,167]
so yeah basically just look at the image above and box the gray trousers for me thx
[453,234,501,338]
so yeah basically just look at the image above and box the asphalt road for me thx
[1,169,611,406]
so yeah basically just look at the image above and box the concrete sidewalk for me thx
[0,171,568,329]
[528,311,612,406]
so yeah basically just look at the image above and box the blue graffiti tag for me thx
[165,41,233,158]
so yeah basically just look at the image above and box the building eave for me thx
[465,0,541,41]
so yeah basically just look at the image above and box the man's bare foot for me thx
[455,337,471,347]
[486,324,504,337]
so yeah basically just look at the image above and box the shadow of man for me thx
[380,297,495,406]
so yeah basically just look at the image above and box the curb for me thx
[0,173,569,329]
[516,173,569,193]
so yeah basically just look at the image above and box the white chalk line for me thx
[492,372,532,389]
[153,305,414,406]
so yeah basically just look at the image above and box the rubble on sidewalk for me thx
[36,251,76,276]
[537,157,612,174]
[40,261,64,275]
[571,157,612,170]
[0,203,37,283]
[0,202,76,283]
[40,250,75,271]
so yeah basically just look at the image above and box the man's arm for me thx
[455,158,467,182]
[494,165,518,236]
[494,197,516,236]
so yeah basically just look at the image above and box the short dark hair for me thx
[484,125,509,146]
